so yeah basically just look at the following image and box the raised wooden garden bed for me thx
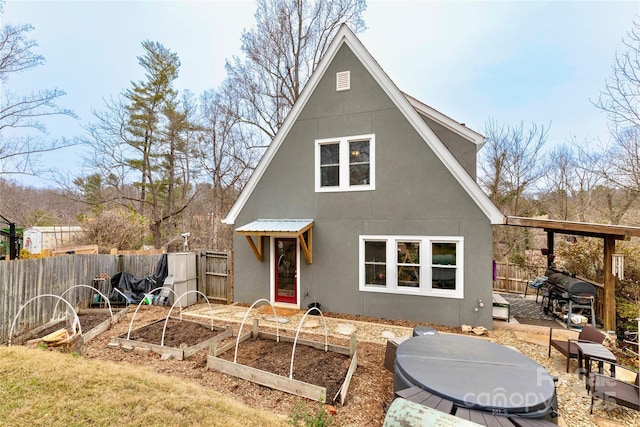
[11,306,128,347]
[77,307,129,343]
[207,319,358,404]
[111,317,232,360]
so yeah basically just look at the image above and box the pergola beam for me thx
[504,216,640,332]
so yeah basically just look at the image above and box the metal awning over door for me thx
[235,219,314,264]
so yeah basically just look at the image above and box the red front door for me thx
[275,238,297,304]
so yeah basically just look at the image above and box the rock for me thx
[303,320,321,328]
[160,353,173,361]
[471,326,487,336]
[106,342,120,349]
[336,323,356,335]
[381,330,396,339]
[262,315,290,324]
[134,347,151,356]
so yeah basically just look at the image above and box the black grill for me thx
[545,269,597,304]
[542,268,597,327]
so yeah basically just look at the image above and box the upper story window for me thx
[315,134,375,192]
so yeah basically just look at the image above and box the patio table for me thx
[575,341,616,388]
[394,334,557,419]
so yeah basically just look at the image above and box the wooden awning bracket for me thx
[299,228,312,265]
[245,235,262,261]
[237,220,314,264]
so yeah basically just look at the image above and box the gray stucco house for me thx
[223,25,504,328]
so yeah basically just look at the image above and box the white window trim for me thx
[358,235,464,299]
[315,133,375,192]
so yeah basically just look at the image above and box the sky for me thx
[2,0,639,188]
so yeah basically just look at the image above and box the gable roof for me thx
[404,93,486,150]
[223,25,505,225]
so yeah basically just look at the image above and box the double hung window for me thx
[315,134,375,192]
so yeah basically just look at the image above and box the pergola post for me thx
[546,232,555,269]
[603,236,616,332]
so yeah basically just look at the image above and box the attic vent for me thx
[336,71,350,91]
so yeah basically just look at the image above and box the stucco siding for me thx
[420,114,478,179]
[232,42,494,327]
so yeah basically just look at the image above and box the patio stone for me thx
[335,323,356,335]
[381,330,396,339]
[262,315,290,324]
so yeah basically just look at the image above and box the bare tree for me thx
[0,178,84,227]
[478,119,547,261]
[595,19,640,132]
[591,18,640,224]
[571,142,605,222]
[539,141,605,222]
[0,5,77,177]
[540,144,573,220]
[194,88,260,248]
[224,0,366,144]
[479,119,548,216]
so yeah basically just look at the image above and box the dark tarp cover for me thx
[110,254,168,303]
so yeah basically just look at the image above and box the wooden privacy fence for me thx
[199,250,233,304]
[0,254,162,344]
[492,262,547,294]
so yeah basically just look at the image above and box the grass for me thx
[0,346,287,427]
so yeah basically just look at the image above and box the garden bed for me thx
[112,317,232,360]
[77,307,128,343]
[11,307,128,346]
[207,320,358,404]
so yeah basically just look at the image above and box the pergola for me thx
[505,216,640,331]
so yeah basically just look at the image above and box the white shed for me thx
[23,226,84,254]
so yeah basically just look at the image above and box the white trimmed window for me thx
[315,134,375,192]
[359,235,464,299]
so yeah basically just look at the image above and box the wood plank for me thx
[112,337,184,360]
[212,331,252,356]
[81,316,111,343]
[298,228,312,264]
[505,216,640,238]
[183,327,231,358]
[510,418,556,427]
[338,349,357,405]
[395,386,424,400]
[603,236,616,331]
[258,331,351,355]
[245,235,263,261]
[422,394,453,414]
[456,409,514,427]
[208,355,327,403]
